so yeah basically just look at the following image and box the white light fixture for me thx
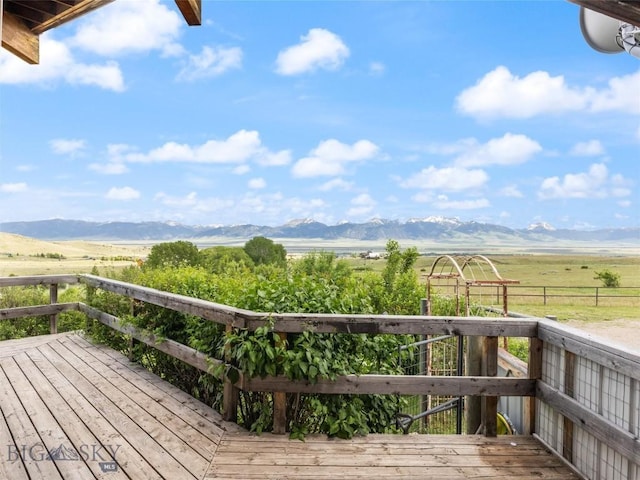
[579,6,640,59]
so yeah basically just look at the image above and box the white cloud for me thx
[538,163,628,199]
[106,187,140,200]
[456,66,640,119]
[155,192,199,207]
[318,178,354,191]
[453,133,542,167]
[0,36,124,91]
[401,166,489,191]
[69,0,183,57]
[176,46,243,81]
[346,193,376,217]
[16,165,35,172]
[256,150,292,166]
[50,139,86,155]
[431,196,490,210]
[232,165,251,175]
[369,62,385,75]
[292,139,379,178]
[248,178,266,189]
[275,28,350,75]
[499,185,523,198]
[570,140,605,157]
[113,130,281,166]
[89,162,129,175]
[0,183,28,193]
[618,200,631,207]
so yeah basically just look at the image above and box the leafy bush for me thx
[594,269,621,288]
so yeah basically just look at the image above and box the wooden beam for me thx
[175,0,201,26]
[1,11,39,64]
[32,0,114,35]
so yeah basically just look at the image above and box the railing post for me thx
[49,283,58,334]
[273,332,288,434]
[563,351,576,464]
[465,335,482,434]
[223,324,239,423]
[482,336,498,437]
[523,337,542,435]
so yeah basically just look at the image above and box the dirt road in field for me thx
[564,319,640,352]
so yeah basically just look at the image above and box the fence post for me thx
[543,286,547,306]
[273,332,288,434]
[523,337,542,435]
[481,336,498,437]
[223,324,239,423]
[595,287,599,307]
[49,284,58,334]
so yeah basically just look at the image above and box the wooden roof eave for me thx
[31,0,115,35]
[568,0,640,26]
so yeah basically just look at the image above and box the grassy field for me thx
[1,232,638,325]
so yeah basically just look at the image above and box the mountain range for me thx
[1,218,638,243]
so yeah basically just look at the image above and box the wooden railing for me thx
[1,274,639,479]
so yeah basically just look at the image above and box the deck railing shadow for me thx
[1,274,639,480]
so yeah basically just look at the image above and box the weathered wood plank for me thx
[9,352,125,479]
[84,336,241,433]
[57,335,221,460]
[46,338,210,478]
[244,374,535,396]
[80,275,246,327]
[26,346,165,480]
[0,390,29,480]
[537,381,640,465]
[79,303,222,374]
[0,332,73,358]
[0,275,80,287]
[524,337,543,435]
[62,334,229,437]
[36,342,200,479]
[0,302,79,321]
[0,362,63,479]
[1,12,39,64]
[80,275,538,336]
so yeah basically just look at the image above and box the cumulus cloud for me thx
[248,178,266,189]
[106,186,140,200]
[102,130,287,169]
[346,193,376,217]
[0,37,124,91]
[155,192,199,207]
[292,139,379,178]
[456,66,640,119]
[0,183,28,193]
[431,195,490,210]
[176,46,243,81]
[318,178,354,191]
[69,0,183,57]
[89,162,129,175]
[50,139,86,155]
[401,166,489,191]
[275,28,350,75]
[453,133,542,167]
[570,140,605,157]
[538,163,631,199]
[499,185,524,198]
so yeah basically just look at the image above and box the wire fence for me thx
[434,284,640,307]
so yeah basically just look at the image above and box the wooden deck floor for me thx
[0,333,580,479]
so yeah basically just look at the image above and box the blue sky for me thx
[1,0,638,229]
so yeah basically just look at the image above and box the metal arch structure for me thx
[425,255,519,317]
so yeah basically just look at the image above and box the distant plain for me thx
[1,232,638,350]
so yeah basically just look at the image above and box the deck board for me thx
[0,333,581,479]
